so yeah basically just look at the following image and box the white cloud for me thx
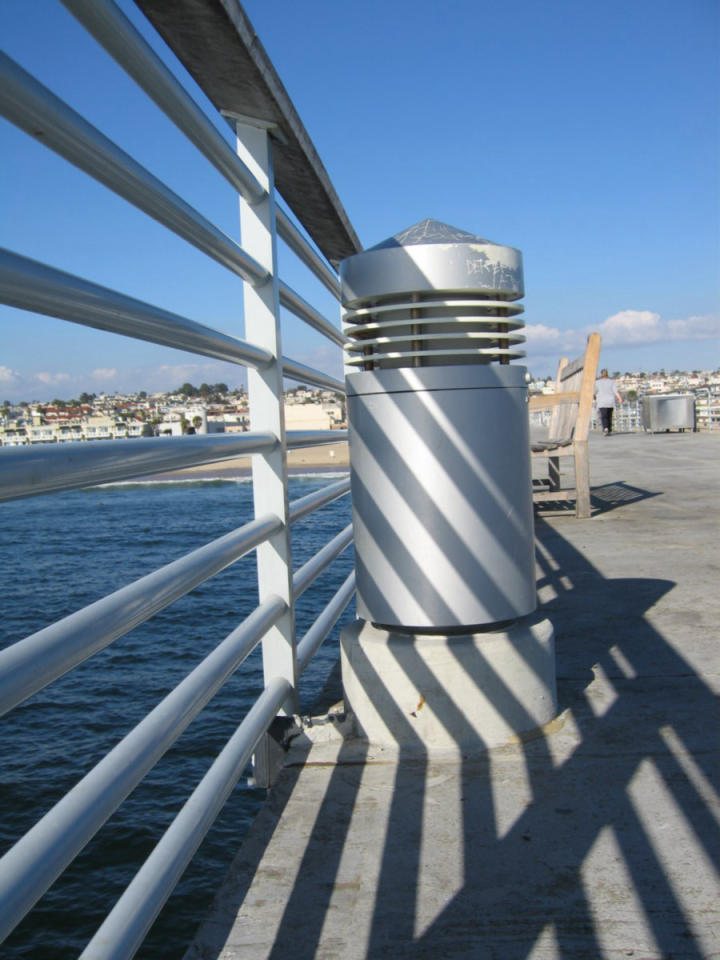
[0,365,19,384]
[666,314,720,340]
[525,310,719,366]
[153,362,230,389]
[156,363,212,379]
[598,310,662,344]
[33,371,72,385]
[523,324,584,359]
[91,368,117,380]
[523,324,565,347]
[522,323,578,353]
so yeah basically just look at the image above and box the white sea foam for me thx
[94,469,349,489]
[93,476,252,488]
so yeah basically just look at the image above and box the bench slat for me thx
[531,332,601,518]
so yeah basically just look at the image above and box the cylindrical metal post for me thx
[341,219,535,630]
[339,218,556,751]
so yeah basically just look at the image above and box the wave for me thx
[288,470,350,479]
[88,469,349,491]
[90,476,253,489]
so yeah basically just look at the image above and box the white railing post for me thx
[236,120,298,718]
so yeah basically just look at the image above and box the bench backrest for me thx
[548,332,601,442]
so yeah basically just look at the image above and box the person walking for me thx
[595,369,623,435]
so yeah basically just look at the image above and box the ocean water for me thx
[0,473,354,959]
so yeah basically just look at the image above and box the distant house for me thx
[284,402,341,431]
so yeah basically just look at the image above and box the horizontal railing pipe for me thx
[0,2,358,954]
[0,470,347,712]
[289,477,351,523]
[0,514,282,717]
[0,249,345,396]
[0,596,286,944]
[293,523,353,599]
[60,0,266,205]
[78,676,291,960]
[0,430,348,505]
[281,356,345,394]
[0,249,273,369]
[297,572,356,674]
[0,432,278,503]
[0,52,269,286]
[278,280,346,348]
[276,208,341,297]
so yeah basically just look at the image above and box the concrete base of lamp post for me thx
[340,615,556,754]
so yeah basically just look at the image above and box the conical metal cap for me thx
[367,218,491,250]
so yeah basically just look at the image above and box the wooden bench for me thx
[529,332,601,518]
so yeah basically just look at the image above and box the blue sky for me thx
[1,0,718,401]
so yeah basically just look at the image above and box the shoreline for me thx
[145,441,349,481]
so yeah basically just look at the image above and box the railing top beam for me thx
[134,0,362,267]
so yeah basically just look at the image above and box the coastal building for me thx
[284,401,343,432]
[1,377,716,448]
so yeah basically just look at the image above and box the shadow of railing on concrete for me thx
[203,509,720,960]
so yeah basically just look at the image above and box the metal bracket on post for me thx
[236,121,299,760]
[251,716,302,789]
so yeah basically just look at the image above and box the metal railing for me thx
[694,392,720,431]
[532,396,720,434]
[0,1,356,955]
[591,399,643,433]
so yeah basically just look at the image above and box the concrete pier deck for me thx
[186,431,720,960]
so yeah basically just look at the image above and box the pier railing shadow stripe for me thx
[231,511,719,959]
[401,518,715,957]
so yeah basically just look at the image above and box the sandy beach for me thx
[147,441,350,481]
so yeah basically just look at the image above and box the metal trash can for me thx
[641,394,695,432]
